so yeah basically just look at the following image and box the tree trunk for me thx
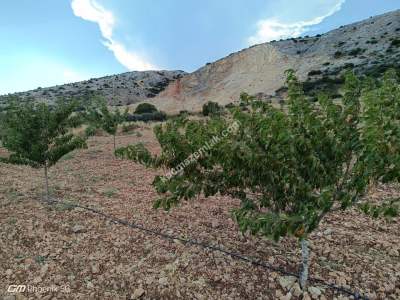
[299,238,309,289]
[44,163,49,202]
[113,134,116,154]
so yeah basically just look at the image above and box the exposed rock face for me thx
[151,9,400,113]
[0,70,186,106]
[1,10,399,113]
[153,44,296,112]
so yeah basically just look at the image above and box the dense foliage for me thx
[0,99,87,200]
[116,70,400,286]
[202,101,222,116]
[134,102,158,114]
[117,70,400,235]
[126,111,166,122]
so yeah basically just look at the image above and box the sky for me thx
[0,0,399,94]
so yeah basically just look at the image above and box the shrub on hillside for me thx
[391,38,400,47]
[126,111,166,122]
[348,47,366,56]
[134,103,158,114]
[308,70,322,76]
[334,51,343,58]
[85,125,97,137]
[202,101,222,116]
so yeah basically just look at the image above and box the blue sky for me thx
[0,0,399,94]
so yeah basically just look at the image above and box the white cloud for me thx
[248,0,346,44]
[71,0,157,71]
[102,40,156,71]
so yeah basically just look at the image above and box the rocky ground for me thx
[0,124,399,300]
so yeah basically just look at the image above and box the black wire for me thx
[52,199,369,300]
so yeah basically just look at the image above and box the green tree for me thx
[86,97,128,153]
[0,99,87,201]
[116,70,400,288]
[202,101,222,116]
[134,102,158,114]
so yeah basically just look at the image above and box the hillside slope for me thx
[0,70,186,106]
[1,10,399,113]
[151,9,400,113]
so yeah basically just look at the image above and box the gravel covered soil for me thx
[0,126,399,300]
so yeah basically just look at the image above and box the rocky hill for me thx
[0,70,186,106]
[1,10,399,113]
[150,9,400,113]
